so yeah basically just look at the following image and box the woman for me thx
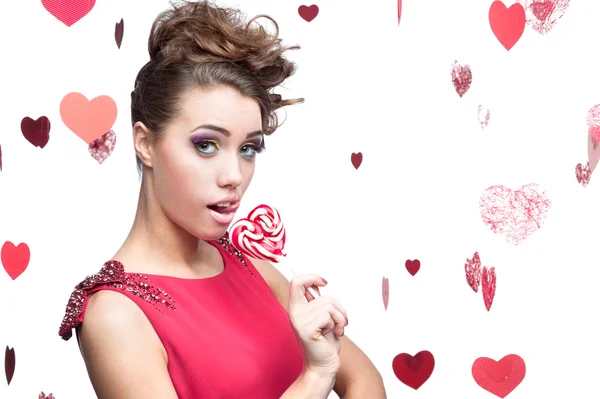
[58,1,386,397]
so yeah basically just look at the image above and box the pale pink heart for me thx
[478,105,490,129]
[586,104,600,143]
[479,184,552,245]
[525,0,570,35]
[589,134,600,173]
[89,130,116,164]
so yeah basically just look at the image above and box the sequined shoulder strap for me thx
[58,260,176,341]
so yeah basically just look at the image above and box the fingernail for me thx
[322,277,328,284]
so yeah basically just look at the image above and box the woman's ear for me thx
[133,122,154,168]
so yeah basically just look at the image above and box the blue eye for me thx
[240,143,265,159]
[194,139,220,155]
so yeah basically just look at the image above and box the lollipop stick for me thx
[287,266,321,299]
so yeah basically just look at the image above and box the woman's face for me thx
[147,85,264,240]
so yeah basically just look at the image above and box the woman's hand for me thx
[287,274,349,378]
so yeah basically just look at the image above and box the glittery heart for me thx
[481,266,496,311]
[525,0,569,35]
[39,393,55,399]
[465,252,482,293]
[479,184,552,245]
[478,105,490,128]
[451,60,472,97]
[89,130,116,164]
[576,162,592,187]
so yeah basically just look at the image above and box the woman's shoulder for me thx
[57,260,176,341]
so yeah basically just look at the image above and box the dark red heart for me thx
[392,350,435,390]
[351,152,363,169]
[405,259,420,276]
[21,116,50,148]
[115,18,124,48]
[5,346,15,385]
[298,5,319,22]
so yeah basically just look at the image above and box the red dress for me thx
[58,234,304,398]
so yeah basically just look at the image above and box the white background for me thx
[1,0,599,397]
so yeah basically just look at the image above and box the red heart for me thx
[298,5,319,22]
[481,266,496,311]
[21,116,51,149]
[489,1,526,50]
[392,351,435,390]
[472,354,526,398]
[398,0,402,25]
[5,346,15,385]
[41,0,96,27]
[405,259,420,276]
[351,152,363,169]
[382,277,389,310]
[479,184,551,245]
[1,241,30,280]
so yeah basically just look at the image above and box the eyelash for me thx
[193,139,265,159]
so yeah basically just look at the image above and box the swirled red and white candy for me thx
[230,204,286,262]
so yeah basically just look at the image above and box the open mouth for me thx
[207,201,240,214]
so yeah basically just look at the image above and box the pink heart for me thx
[451,60,472,98]
[89,130,116,164]
[525,0,570,35]
[479,184,552,245]
[589,135,599,174]
[478,105,490,129]
[41,0,96,27]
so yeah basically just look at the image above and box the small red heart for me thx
[115,18,124,49]
[489,1,526,50]
[382,277,389,310]
[298,5,319,22]
[21,116,51,149]
[1,241,30,280]
[351,152,363,169]
[41,0,96,27]
[472,354,526,398]
[481,266,496,311]
[398,0,402,25]
[392,350,435,390]
[405,259,420,276]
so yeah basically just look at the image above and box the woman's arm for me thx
[250,258,387,399]
[280,367,336,398]
[78,290,179,399]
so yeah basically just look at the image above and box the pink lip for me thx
[209,196,239,207]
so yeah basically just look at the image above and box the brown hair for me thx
[131,0,303,173]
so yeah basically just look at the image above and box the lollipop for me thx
[230,204,320,298]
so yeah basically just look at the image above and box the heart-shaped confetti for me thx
[60,92,118,144]
[382,277,389,310]
[526,0,569,35]
[586,104,600,143]
[1,241,30,280]
[398,0,402,24]
[392,350,435,390]
[39,393,55,399]
[41,0,96,27]
[576,162,592,187]
[405,259,420,276]
[451,60,472,97]
[115,18,124,48]
[0,144,3,172]
[351,152,363,169]
[465,252,482,293]
[5,346,15,385]
[479,184,551,245]
[21,116,51,148]
[482,266,496,311]
[298,5,319,22]
[489,1,526,50]
[589,135,599,173]
[478,105,490,128]
[89,130,116,164]
[472,354,526,398]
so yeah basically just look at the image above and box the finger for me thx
[288,274,327,308]
[314,302,346,337]
[331,299,348,325]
